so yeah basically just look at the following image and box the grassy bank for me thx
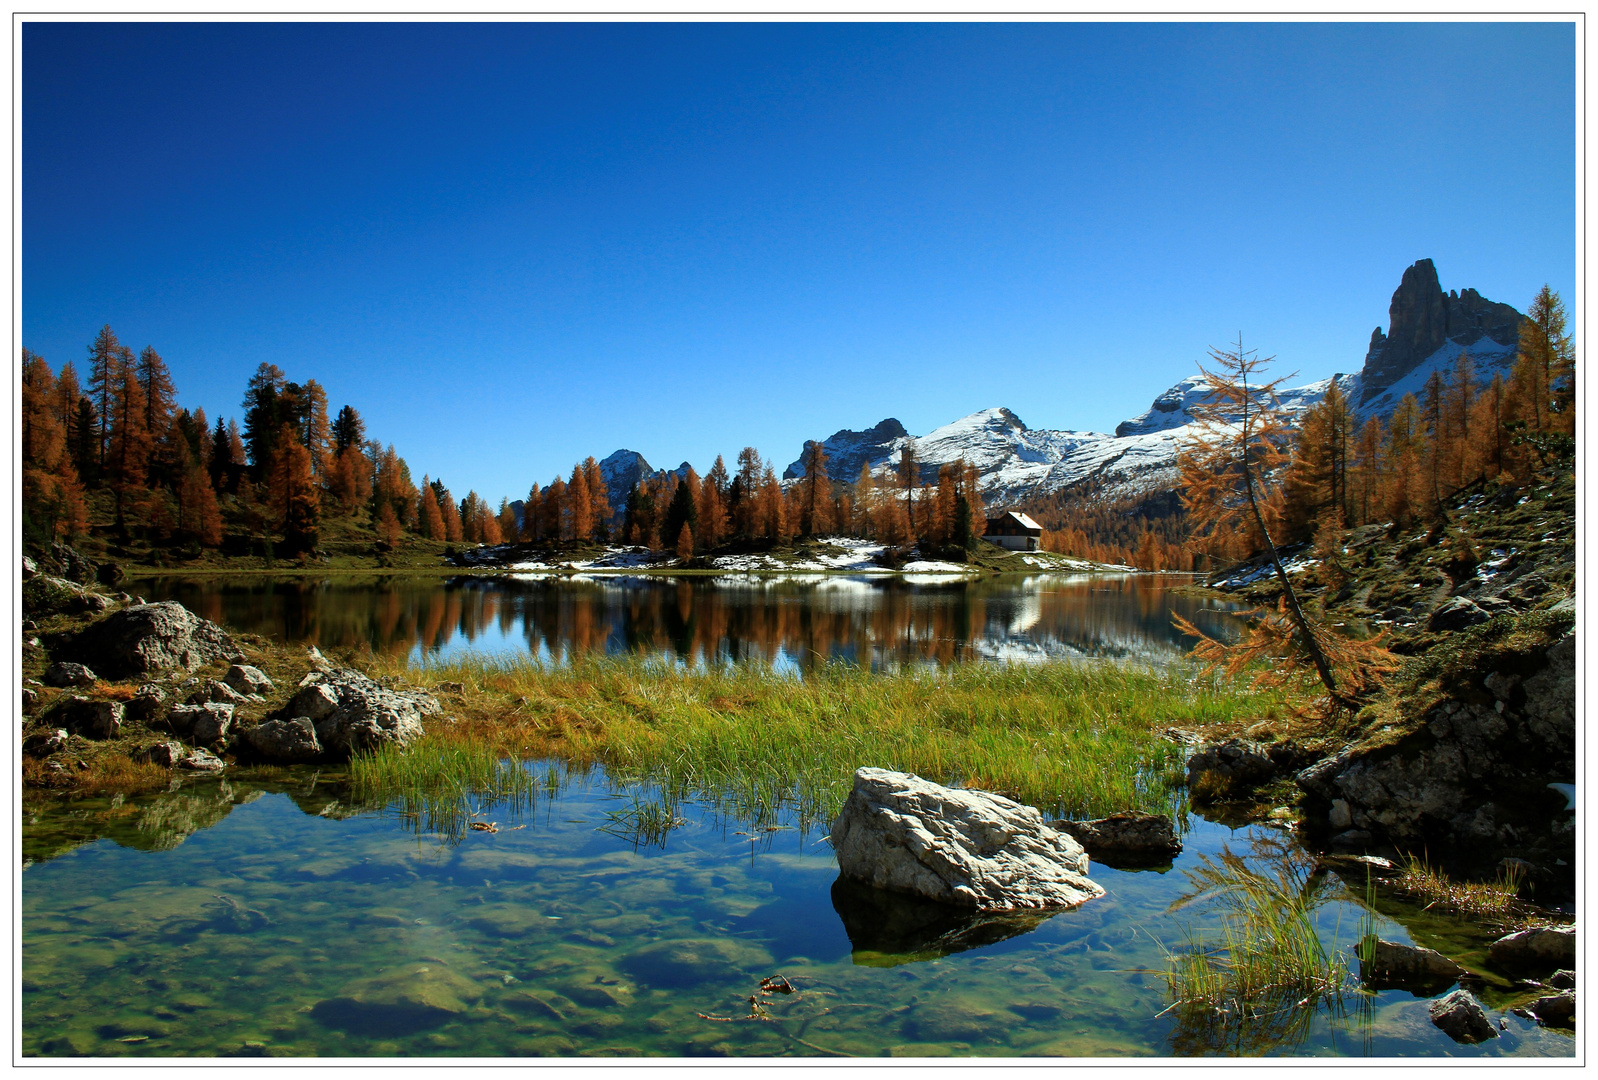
[359,653,1297,829]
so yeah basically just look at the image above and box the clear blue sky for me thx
[23,21,1575,504]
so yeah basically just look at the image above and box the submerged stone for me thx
[1428,988,1497,1044]
[618,938,774,989]
[311,964,484,1036]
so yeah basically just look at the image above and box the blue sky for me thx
[23,21,1575,503]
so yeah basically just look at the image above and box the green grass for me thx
[358,652,1296,832]
[1389,854,1527,925]
[1158,834,1355,1053]
[347,738,564,843]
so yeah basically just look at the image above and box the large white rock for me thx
[829,768,1104,912]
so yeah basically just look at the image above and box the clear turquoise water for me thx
[21,766,1571,1058]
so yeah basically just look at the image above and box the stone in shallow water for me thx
[1358,937,1467,991]
[1428,988,1497,1044]
[829,767,1103,911]
[311,964,484,1036]
[618,938,774,989]
[1489,926,1576,976]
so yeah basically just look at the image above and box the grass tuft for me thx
[1390,853,1526,924]
[359,652,1294,831]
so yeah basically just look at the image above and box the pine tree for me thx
[302,379,332,477]
[107,345,151,528]
[438,484,463,543]
[267,423,320,554]
[522,482,542,542]
[136,345,177,482]
[85,324,121,469]
[497,498,518,544]
[798,440,832,537]
[735,447,763,539]
[855,463,876,538]
[1383,394,1424,528]
[1176,337,1339,699]
[662,469,698,551]
[331,405,365,454]
[583,457,609,541]
[242,363,288,478]
[568,465,593,542]
[544,477,568,541]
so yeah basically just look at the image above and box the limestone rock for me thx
[52,696,123,740]
[188,704,235,749]
[70,602,234,679]
[1488,926,1576,976]
[224,664,274,696]
[44,661,97,688]
[1428,988,1496,1043]
[21,687,38,714]
[21,555,37,579]
[1532,990,1575,1027]
[1358,937,1467,990]
[1428,596,1491,632]
[1186,739,1276,800]
[179,747,227,772]
[244,717,323,763]
[1051,812,1181,860]
[139,741,188,768]
[22,729,69,758]
[163,702,235,743]
[1549,969,1575,991]
[186,679,250,707]
[829,767,1103,912]
[279,668,437,758]
[124,685,168,726]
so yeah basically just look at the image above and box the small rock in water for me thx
[830,767,1103,911]
[1051,812,1181,861]
[1184,739,1276,801]
[1359,938,1467,990]
[1531,991,1575,1027]
[1489,926,1576,976]
[1428,988,1497,1043]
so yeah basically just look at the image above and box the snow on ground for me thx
[898,560,979,574]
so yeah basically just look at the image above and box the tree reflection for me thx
[136,573,1243,671]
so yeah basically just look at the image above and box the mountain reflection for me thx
[143,573,1241,670]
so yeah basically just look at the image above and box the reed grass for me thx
[362,652,1293,830]
[1390,853,1526,923]
[347,737,564,843]
[1159,834,1353,1052]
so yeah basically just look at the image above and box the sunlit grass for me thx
[1390,853,1526,924]
[356,652,1296,831]
[1157,834,1354,1053]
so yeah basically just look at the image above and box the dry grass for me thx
[23,753,171,795]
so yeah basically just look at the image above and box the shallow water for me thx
[134,572,1242,670]
[21,767,1571,1059]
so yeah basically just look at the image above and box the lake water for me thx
[133,572,1243,670]
[21,765,1570,1059]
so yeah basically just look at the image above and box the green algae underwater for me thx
[21,765,1572,1059]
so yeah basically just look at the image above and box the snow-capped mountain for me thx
[565,260,1524,518]
[776,259,1526,509]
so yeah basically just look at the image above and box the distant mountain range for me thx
[526,259,1526,524]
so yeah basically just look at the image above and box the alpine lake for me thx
[21,572,1574,1059]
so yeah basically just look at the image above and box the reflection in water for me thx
[140,573,1241,670]
[829,876,1056,967]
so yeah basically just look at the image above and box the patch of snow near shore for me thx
[898,560,979,574]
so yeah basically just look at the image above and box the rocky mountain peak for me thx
[1359,259,1523,405]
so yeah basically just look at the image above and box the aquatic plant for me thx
[348,737,561,843]
[1158,833,1353,1053]
[1390,853,1527,924]
[598,793,686,848]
